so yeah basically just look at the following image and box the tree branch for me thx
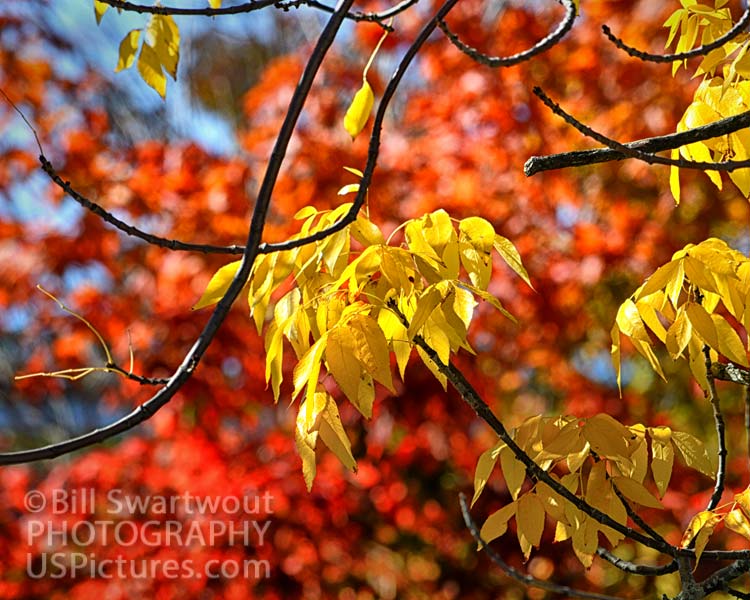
[528,86,750,173]
[438,0,576,67]
[601,7,750,64]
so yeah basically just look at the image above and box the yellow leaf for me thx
[616,299,651,342]
[637,260,682,300]
[611,476,663,509]
[500,445,527,501]
[343,80,374,139]
[669,150,681,204]
[147,14,180,80]
[351,215,385,247]
[649,426,674,497]
[516,493,545,559]
[681,510,723,563]
[493,234,533,289]
[326,328,368,416]
[582,414,630,460]
[417,318,450,389]
[685,302,719,349]
[94,0,108,24]
[378,308,411,381]
[724,507,750,541]
[295,407,319,491]
[348,314,394,392]
[472,441,504,506]
[665,308,692,359]
[318,398,357,472]
[571,518,598,568]
[137,43,167,98]
[193,260,243,310]
[116,30,141,73]
[265,323,285,402]
[536,480,568,523]
[672,430,714,478]
[292,335,327,406]
[479,502,516,545]
[736,486,750,516]
[208,0,222,6]
[712,314,749,366]
[611,323,622,393]
[407,286,443,339]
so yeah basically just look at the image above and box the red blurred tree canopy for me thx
[1,0,750,598]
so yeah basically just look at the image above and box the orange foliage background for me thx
[0,1,748,598]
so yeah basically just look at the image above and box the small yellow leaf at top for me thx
[343,80,374,139]
[208,0,222,7]
[193,260,242,310]
[94,0,109,24]
[137,43,167,98]
[116,30,141,73]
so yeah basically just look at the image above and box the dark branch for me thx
[595,548,677,576]
[527,87,750,173]
[525,109,750,176]
[39,156,245,255]
[601,7,750,63]
[704,347,728,512]
[711,362,750,386]
[0,0,358,465]
[438,0,576,67]
[99,0,413,27]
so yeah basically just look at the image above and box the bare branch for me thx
[99,0,414,27]
[704,347,728,512]
[525,108,750,176]
[595,548,677,576]
[39,155,245,255]
[438,0,576,67]
[528,86,750,172]
[601,7,750,63]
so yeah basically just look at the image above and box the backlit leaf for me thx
[343,80,374,139]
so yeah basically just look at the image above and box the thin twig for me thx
[459,494,627,600]
[601,7,750,64]
[595,548,677,576]
[704,346,728,512]
[438,0,576,67]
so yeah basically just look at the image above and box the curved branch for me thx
[98,0,285,16]
[601,7,750,64]
[525,108,750,176]
[460,494,627,600]
[530,86,750,172]
[438,0,576,67]
[99,0,415,27]
[0,0,358,465]
[704,346,728,512]
[595,548,677,576]
[40,156,245,255]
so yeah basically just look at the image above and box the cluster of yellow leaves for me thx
[472,415,714,567]
[681,486,750,562]
[664,0,750,200]
[611,238,750,392]
[195,177,530,489]
[94,1,180,98]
